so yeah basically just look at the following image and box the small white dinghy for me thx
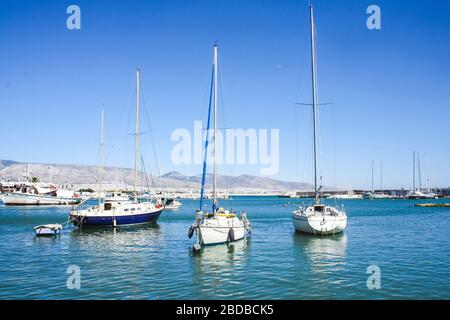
[34,224,62,236]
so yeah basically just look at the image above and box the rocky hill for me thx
[0,160,312,191]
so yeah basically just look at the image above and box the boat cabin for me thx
[13,184,38,195]
[104,192,130,202]
[0,182,17,193]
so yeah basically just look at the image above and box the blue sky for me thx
[0,0,449,189]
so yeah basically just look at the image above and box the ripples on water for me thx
[0,197,449,299]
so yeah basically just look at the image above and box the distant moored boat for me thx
[1,182,81,206]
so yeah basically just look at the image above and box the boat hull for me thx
[2,193,81,206]
[199,225,245,245]
[70,208,164,228]
[161,198,182,210]
[292,214,347,235]
[406,195,429,199]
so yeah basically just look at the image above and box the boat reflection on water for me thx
[192,237,251,263]
[190,238,252,298]
[69,224,164,253]
[34,234,61,244]
[293,233,348,276]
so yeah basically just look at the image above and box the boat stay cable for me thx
[140,82,164,195]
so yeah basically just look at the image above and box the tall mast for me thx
[134,68,140,201]
[26,163,31,182]
[309,5,319,205]
[412,150,416,191]
[371,160,374,193]
[380,161,383,192]
[425,153,430,192]
[99,110,104,207]
[418,153,422,191]
[212,44,218,210]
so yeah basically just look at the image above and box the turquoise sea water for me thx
[0,196,449,299]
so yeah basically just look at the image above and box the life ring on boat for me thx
[227,228,235,242]
[188,225,195,239]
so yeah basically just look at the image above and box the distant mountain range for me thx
[0,160,312,191]
[160,171,312,190]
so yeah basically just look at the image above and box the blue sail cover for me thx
[199,66,214,211]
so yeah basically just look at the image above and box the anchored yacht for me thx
[292,5,347,235]
[189,44,251,248]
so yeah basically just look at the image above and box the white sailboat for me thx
[363,161,391,199]
[406,151,431,199]
[189,44,251,248]
[292,5,347,235]
[423,153,438,198]
[362,161,376,199]
[69,69,164,228]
